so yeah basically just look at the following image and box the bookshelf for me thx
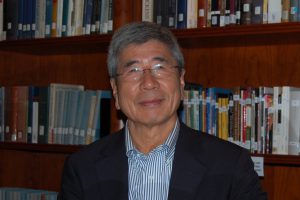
[0,1,300,199]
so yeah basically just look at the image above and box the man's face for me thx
[110,40,185,127]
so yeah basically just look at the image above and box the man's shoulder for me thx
[179,123,247,160]
[68,129,125,163]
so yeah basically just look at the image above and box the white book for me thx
[56,0,64,37]
[67,0,74,36]
[288,87,300,155]
[35,0,46,38]
[278,86,291,155]
[187,0,198,28]
[267,0,281,23]
[142,0,154,22]
[100,0,109,34]
[272,86,284,154]
[74,0,84,35]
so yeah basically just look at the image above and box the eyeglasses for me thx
[115,63,180,81]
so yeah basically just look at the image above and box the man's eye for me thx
[127,67,141,73]
[153,64,166,70]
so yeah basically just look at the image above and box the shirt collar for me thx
[125,119,180,159]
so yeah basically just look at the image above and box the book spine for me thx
[177,0,187,29]
[241,0,252,25]
[211,0,220,27]
[268,0,281,23]
[251,0,263,24]
[281,0,290,22]
[290,0,299,22]
[142,0,154,22]
[187,0,198,28]
[45,0,53,37]
[198,0,207,27]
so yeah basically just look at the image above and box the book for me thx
[290,0,299,22]
[211,0,220,27]
[90,0,100,34]
[251,0,263,24]
[48,83,84,144]
[0,87,4,142]
[5,0,19,40]
[281,0,290,22]
[107,0,113,32]
[100,0,109,33]
[45,0,53,37]
[177,0,187,28]
[74,0,84,35]
[65,90,79,144]
[167,0,177,28]
[267,0,281,23]
[198,0,207,27]
[142,0,154,22]
[287,87,300,155]
[0,0,4,40]
[187,0,198,28]
[229,0,236,25]
[262,0,268,23]
[38,87,50,144]
[241,0,252,25]
[235,0,241,24]
[83,0,94,34]
[35,0,46,38]
[153,0,163,25]
[56,0,64,37]
[31,0,37,38]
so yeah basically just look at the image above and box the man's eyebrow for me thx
[152,56,167,62]
[123,60,139,68]
[122,57,168,68]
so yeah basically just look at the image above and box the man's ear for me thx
[110,78,121,110]
[179,69,185,100]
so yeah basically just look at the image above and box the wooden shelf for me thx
[258,154,300,166]
[1,22,300,54]
[174,22,300,48]
[0,142,84,154]
[0,34,112,55]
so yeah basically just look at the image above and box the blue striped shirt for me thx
[125,120,180,200]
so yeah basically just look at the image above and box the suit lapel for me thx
[168,123,208,200]
[95,129,129,200]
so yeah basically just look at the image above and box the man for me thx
[58,22,267,200]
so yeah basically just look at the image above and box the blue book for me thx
[83,0,94,34]
[73,91,86,144]
[31,0,36,38]
[66,90,80,144]
[176,0,187,29]
[61,0,69,36]
[26,0,33,39]
[45,0,53,37]
[18,0,24,39]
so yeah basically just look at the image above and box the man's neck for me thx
[128,117,178,154]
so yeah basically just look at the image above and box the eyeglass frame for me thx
[114,63,181,81]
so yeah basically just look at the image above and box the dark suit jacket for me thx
[58,122,267,200]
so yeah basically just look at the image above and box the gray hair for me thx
[107,22,184,77]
